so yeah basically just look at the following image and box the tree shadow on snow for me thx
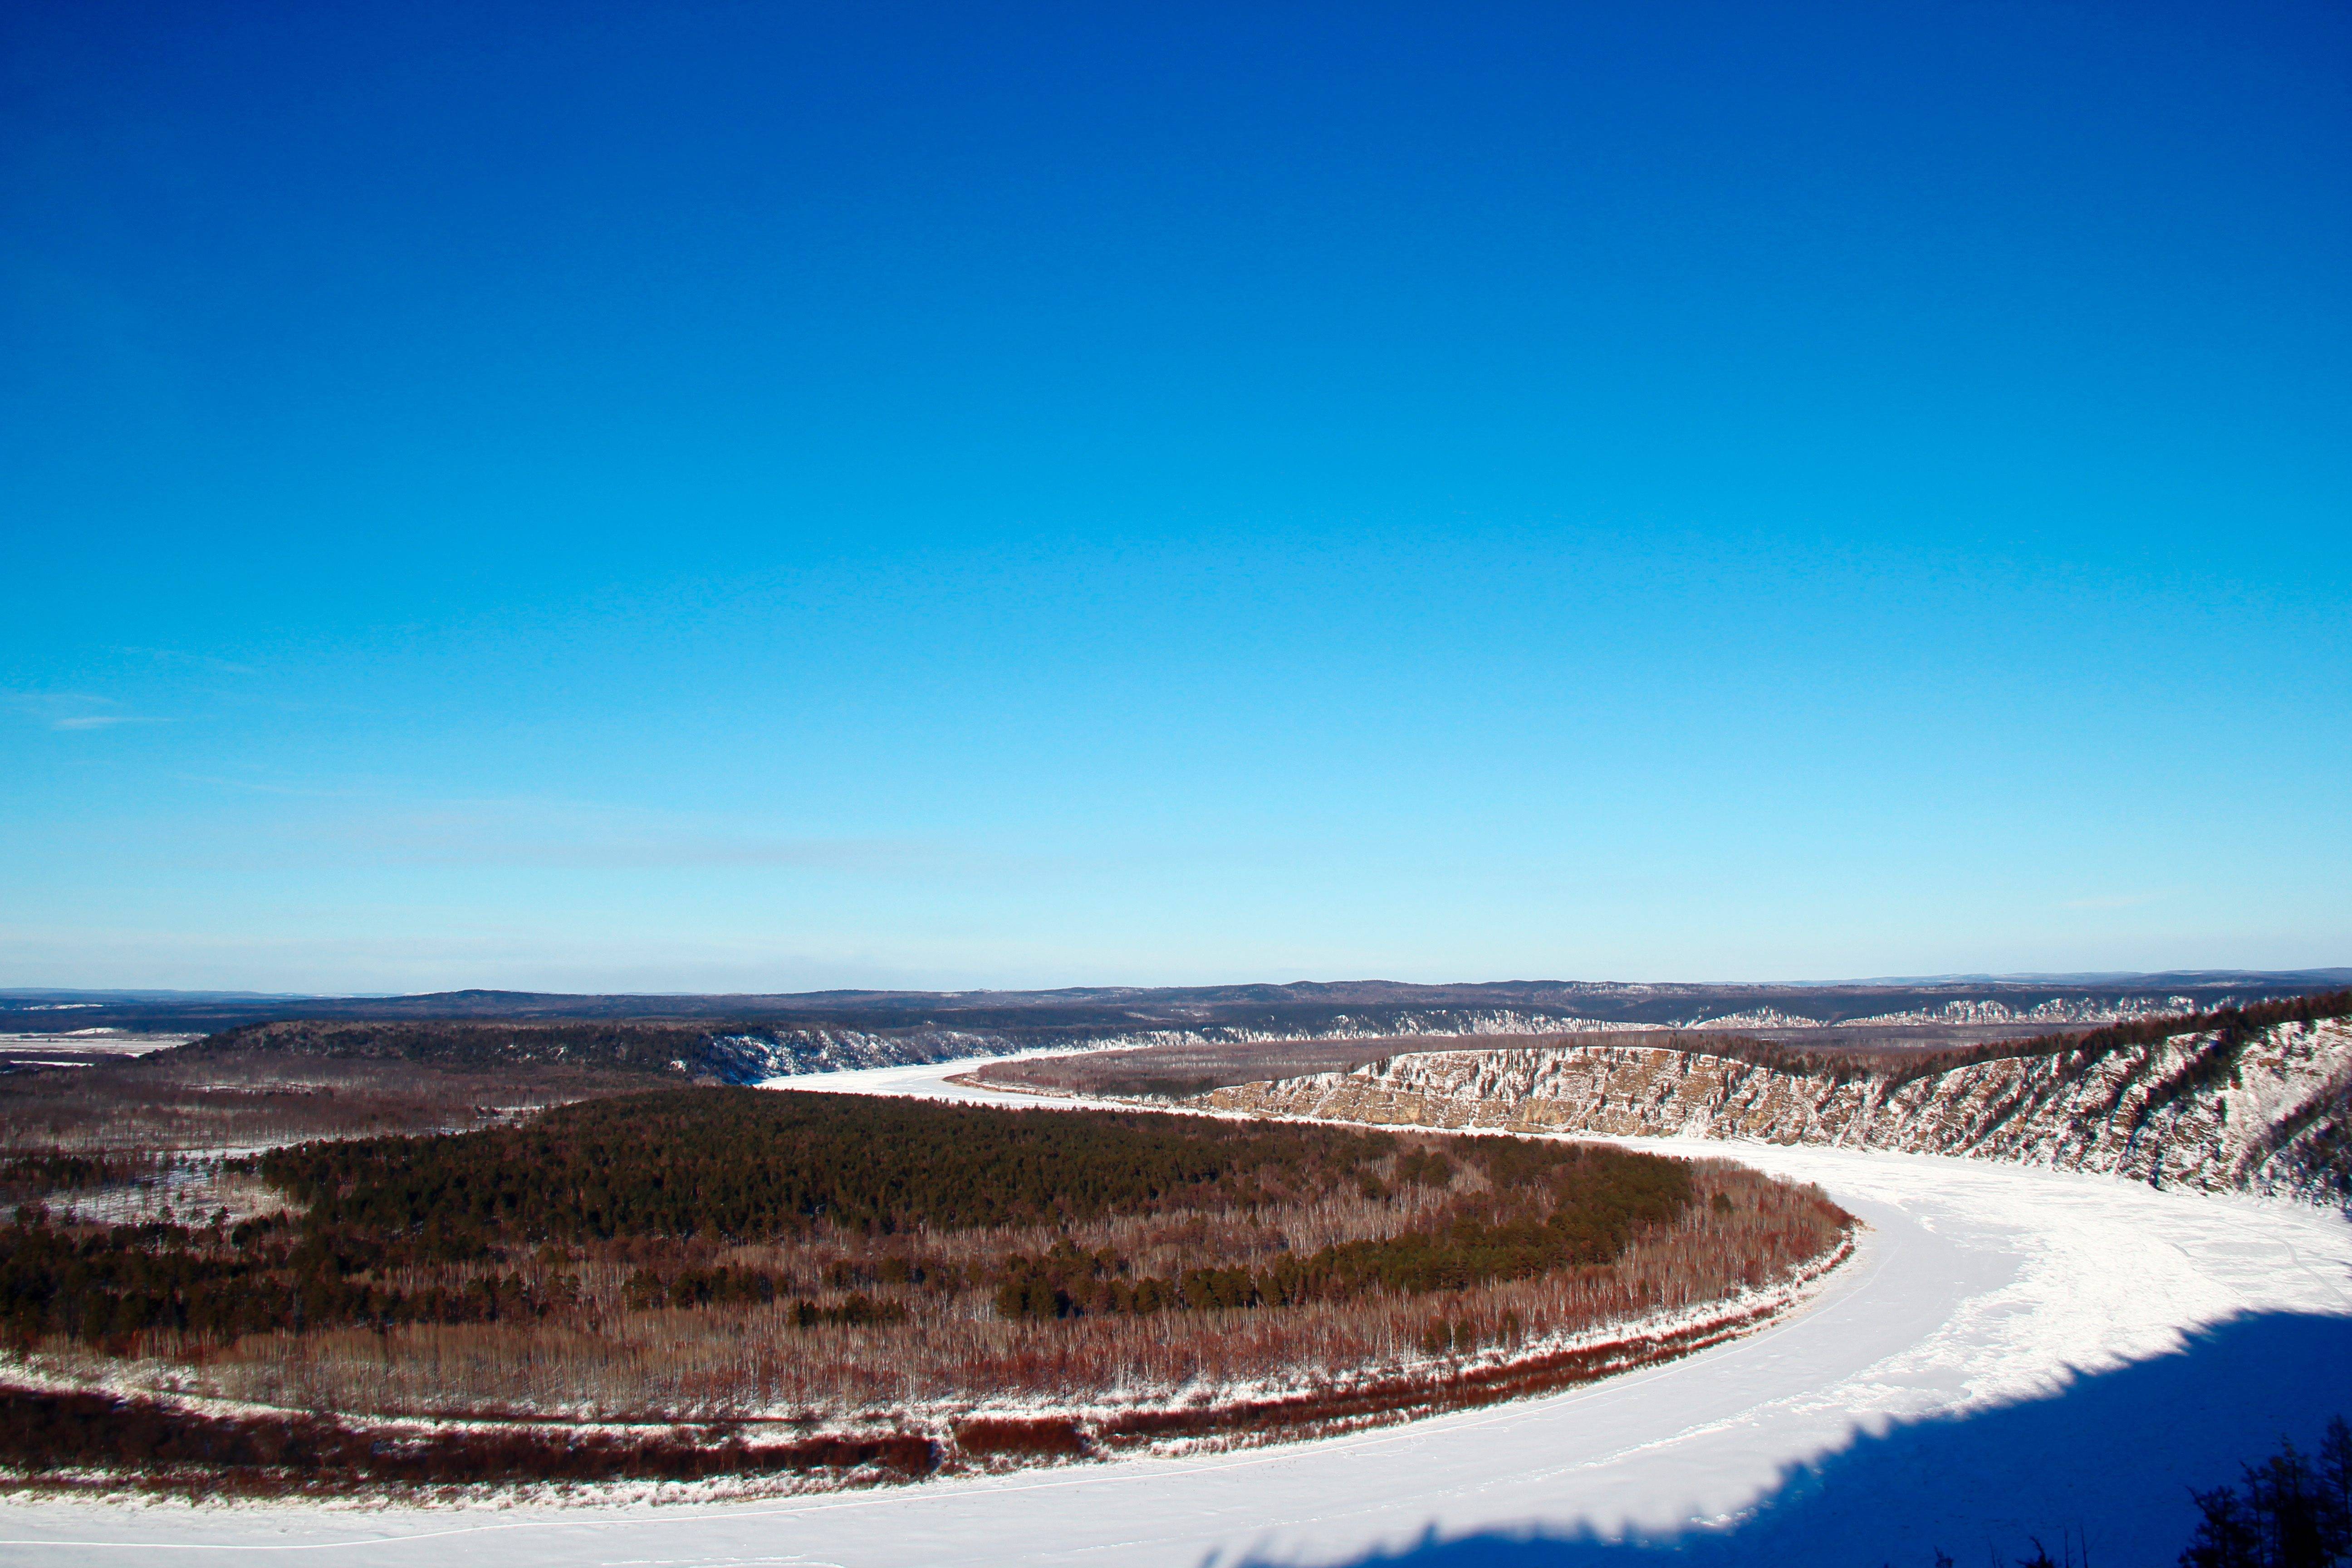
[1228,1311,2352,1568]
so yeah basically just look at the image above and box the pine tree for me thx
[2181,1419,2352,1568]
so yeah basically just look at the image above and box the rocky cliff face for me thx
[1204,1017,2352,1207]
[694,1014,1661,1083]
[697,1028,1039,1081]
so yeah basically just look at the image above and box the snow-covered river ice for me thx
[7,1054,2352,1567]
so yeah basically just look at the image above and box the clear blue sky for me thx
[4,1,2347,993]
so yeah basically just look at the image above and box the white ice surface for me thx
[5,1055,2351,1566]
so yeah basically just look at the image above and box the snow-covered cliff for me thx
[697,1028,1043,1081]
[1204,1016,2352,1207]
[701,1013,1661,1083]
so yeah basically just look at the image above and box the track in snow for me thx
[5,1054,2351,1567]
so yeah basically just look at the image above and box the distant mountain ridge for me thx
[8,970,2346,1039]
[47,971,2352,1089]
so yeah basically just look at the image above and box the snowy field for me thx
[5,1055,2351,1566]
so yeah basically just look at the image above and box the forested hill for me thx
[171,1018,1039,1084]
[1209,993,2352,1209]
[16,970,2346,1039]
[143,975,2352,1087]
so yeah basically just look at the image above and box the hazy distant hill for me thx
[10,970,2347,1041]
[30,970,2345,1088]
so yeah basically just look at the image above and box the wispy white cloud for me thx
[52,713,169,730]
[2,691,172,732]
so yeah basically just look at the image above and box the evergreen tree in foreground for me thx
[2181,1417,2352,1568]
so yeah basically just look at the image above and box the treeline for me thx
[0,1385,937,1492]
[2181,1416,2352,1568]
[21,1157,1846,1446]
[1891,989,2352,1088]
[0,1092,1700,1351]
[0,1215,571,1348]
[0,1152,166,1196]
[181,1019,711,1077]
[0,1213,942,1350]
[0,1049,641,1156]
[260,1090,1524,1242]
[1636,990,2352,1088]
[992,1144,1690,1319]
[617,1264,907,1327]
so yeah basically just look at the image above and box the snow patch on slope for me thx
[1207,1019,2352,1206]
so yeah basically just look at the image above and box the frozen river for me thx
[7,1055,2352,1567]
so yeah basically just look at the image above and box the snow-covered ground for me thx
[5,1054,2351,1566]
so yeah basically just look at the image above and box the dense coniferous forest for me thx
[261,1090,1688,1251]
[5,1093,1696,1346]
[0,1088,1850,1487]
[177,1019,712,1076]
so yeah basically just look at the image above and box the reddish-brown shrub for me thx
[953,1416,1091,1459]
